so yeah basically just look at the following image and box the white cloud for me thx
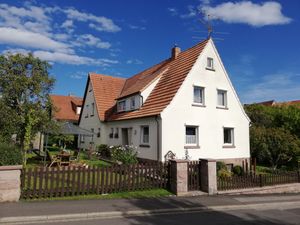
[242,73,300,103]
[126,59,143,65]
[74,34,111,49]
[167,7,178,16]
[63,8,121,32]
[201,1,292,27]
[181,5,198,19]
[0,27,71,53]
[128,24,146,30]
[61,19,73,28]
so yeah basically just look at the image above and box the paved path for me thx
[1,194,300,224]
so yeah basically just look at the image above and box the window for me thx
[223,128,234,145]
[91,128,94,143]
[97,128,101,138]
[109,128,114,138]
[114,128,119,138]
[117,100,126,112]
[141,126,149,144]
[130,97,135,110]
[80,135,85,143]
[185,126,198,145]
[206,57,214,70]
[76,106,81,115]
[91,103,95,116]
[85,105,89,117]
[217,90,227,108]
[193,86,205,105]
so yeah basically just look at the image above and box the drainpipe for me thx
[155,115,161,161]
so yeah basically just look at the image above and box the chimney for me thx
[171,44,181,59]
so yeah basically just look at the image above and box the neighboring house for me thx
[50,94,83,124]
[78,38,250,165]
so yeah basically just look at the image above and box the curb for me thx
[1,201,300,224]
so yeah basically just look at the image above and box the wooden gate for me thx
[188,161,201,191]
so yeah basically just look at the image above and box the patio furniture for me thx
[70,150,80,164]
[57,152,71,166]
[46,151,62,167]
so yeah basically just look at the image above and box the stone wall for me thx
[0,165,22,202]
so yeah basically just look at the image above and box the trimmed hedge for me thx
[0,143,23,166]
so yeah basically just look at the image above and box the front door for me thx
[122,128,133,146]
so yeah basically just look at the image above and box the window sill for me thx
[184,145,200,149]
[139,144,150,148]
[222,145,236,148]
[216,106,228,110]
[206,67,215,72]
[192,103,206,108]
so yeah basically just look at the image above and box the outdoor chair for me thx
[46,150,62,167]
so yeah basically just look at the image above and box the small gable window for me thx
[85,105,89,118]
[217,89,227,108]
[223,127,234,146]
[206,57,214,70]
[91,103,95,116]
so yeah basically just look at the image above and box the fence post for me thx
[199,158,217,195]
[169,160,188,196]
[297,171,300,183]
[259,174,263,187]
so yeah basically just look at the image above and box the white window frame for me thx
[109,128,114,139]
[217,89,227,108]
[193,85,205,105]
[206,57,214,70]
[117,100,126,112]
[91,128,94,143]
[91,103,95,116]
[185,125,199,146]
[140,126,150,145]
[223,127,234,146]
[130,97,135,110]
[85,104,89,117]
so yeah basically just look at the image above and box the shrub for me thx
[97,144,110,158]
[217,161,227,171]
[0,143,23,166]
[232,165,244,176]
[110,145,138,165]
[217,168,232,178]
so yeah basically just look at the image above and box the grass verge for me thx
[23,189,173,202]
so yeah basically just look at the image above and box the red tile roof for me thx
[85,39,209,122]
[89,73,126,121]
[50,95,83,122]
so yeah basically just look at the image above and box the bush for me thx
[110,145,138,165]
[217,161,227,171]
[97,144,110,158]
[0,143,23,166]
[217,168,232,178]
[232,165,244,176]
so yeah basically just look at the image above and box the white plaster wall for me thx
[141,76,161,103]
[78,81,107,149]
[161,39,250,161]
[106,117,159,161]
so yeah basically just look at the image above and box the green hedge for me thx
[0,143,23,166]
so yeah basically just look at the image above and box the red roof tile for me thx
[50,95,83,122]
[89,73,126,121]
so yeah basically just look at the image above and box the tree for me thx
[0,53,55,164]
[250,126,300,169]
[52,134,75,150]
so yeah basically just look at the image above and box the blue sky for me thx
[0,0,299,103]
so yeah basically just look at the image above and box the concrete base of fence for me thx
[200,159,217,195]
[218,183,300,195]
[0,165,22,202]
[170,160,188,196]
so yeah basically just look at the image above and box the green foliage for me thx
[232,165,244,176]
[110,146,138,165]
[52,134,74,150]
[97,144,110,158]
[217,161,227,171]
[217,168,232,178]
[0,53,56,164]
[0,143,23,166]
[250,126,300,169]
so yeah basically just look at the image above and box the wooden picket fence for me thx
[188,161,201,191]
[21,162,170,199]
[218,171,300,191]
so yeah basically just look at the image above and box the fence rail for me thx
[218,171,300,191]
[21,162,170,199]
[188,161,201,191]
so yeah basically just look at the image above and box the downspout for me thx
[155,115,160,161]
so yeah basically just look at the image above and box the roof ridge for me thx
[89,72,126,80]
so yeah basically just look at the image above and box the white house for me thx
[78,38,250,166]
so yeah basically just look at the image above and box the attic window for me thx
[117,100,126,112]
[206,57,214,71]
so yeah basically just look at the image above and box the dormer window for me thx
[117,100,126,112]
[206,57,214,71]
[130,97,135,110]
[76,106,81,115]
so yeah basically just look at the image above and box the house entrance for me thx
[122,128,132,145]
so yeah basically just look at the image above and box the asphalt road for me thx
[24,200,300,225]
